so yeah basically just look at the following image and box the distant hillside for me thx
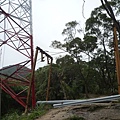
[0,64,31,79]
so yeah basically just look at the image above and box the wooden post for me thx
[113,25,120,94]
[35,46,53,101]
[46,59,52,101]
[25,47,38,114]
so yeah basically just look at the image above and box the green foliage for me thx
[83,35,97,52]
[1,104,49,120]
[2,112,19,120]
[1,92,24,115]
[62,21,80,40]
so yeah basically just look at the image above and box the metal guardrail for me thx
[53,95,120,108]
[36,100,79,105]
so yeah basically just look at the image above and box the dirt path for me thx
[36,103,120,120]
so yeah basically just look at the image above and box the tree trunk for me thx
[102,38,112,90]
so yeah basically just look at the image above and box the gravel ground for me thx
[36,103,120,120]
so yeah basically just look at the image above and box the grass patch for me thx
[64,116,85,120]
[1,104,51,120]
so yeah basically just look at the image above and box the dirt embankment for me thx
[36,102,120,120]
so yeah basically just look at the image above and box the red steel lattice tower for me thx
[0,0,35,108]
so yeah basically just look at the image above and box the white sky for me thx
[32,0,101,67]
[1,0,101,68]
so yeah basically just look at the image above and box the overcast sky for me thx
[32,0,101,67]
[1,0,101,68]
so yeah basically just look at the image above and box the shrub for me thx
[2,104,51,120]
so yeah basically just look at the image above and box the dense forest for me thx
[1,0,120,118]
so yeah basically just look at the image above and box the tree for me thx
[85,2,118,94]
[51,21,98,97]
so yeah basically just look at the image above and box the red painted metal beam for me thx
[0,81,26,108]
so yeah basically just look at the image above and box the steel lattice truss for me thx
[0,0,35,108]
